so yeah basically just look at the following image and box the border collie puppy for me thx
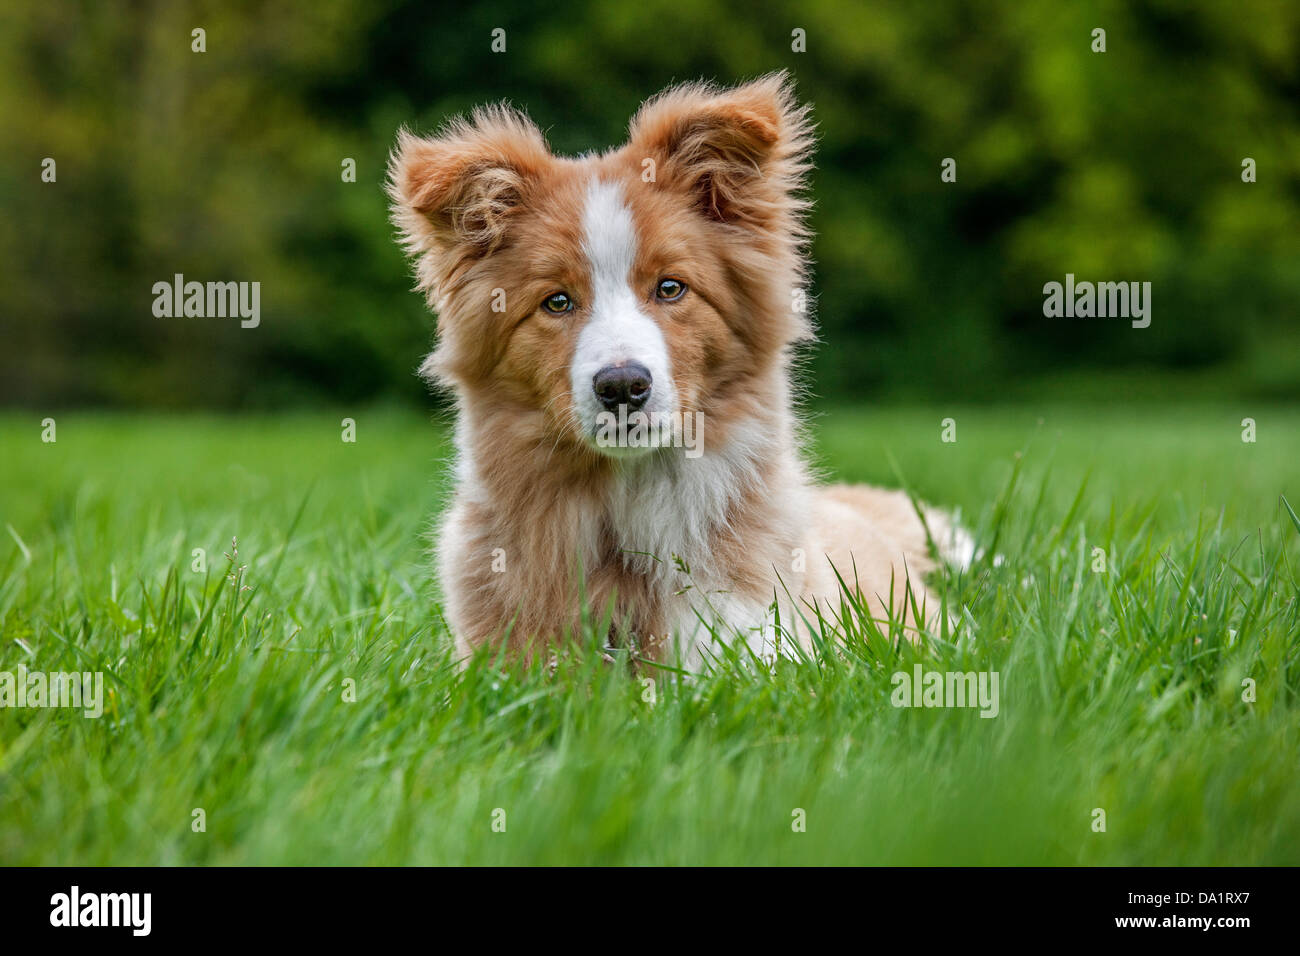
[389,73,969,668]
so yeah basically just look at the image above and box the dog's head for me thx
[388,73,813,461]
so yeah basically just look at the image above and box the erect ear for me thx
[387,105,551,266]
[627,72,812,226]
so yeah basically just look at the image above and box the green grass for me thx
[1,404,1298,865]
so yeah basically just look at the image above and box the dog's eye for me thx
[542,292,573,314]
[655,278,687,302]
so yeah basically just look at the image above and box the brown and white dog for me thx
[388,73,971,668]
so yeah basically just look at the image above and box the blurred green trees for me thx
[2,0,1297,408]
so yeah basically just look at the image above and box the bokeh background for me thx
[2,0,1297,409]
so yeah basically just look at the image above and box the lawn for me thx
[1,404,1298,865]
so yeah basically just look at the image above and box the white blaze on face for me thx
[570,179,676,452]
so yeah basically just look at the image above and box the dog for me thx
[388,72,971,668]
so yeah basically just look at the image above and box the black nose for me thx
[592,363,653,412]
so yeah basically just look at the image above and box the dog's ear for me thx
[628,72,812,226]
[387,106,550,268]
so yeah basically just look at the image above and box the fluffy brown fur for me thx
[388,73,967,667]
